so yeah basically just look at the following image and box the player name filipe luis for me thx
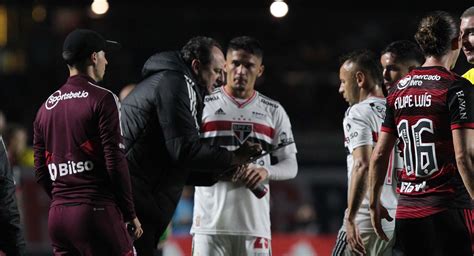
[394,93,432,110]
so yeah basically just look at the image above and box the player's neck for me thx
[423,55,454,70]
[224,85,254,99]
[359,85,384,102]
[69,67,98,82]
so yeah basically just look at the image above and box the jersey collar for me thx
[222,86,257,108]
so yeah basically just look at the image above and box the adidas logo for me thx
[215,108,226,115]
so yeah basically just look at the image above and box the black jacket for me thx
[0,137,26,255]
[120,51,233,229]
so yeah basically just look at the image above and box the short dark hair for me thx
[340,49,383,86]
[381,40,425,65]
[461,6,474,18]
[415,11,459,57]
[180,36,222,67]
[227,36,263,60]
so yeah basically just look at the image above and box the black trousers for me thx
[132,177,178,256]
[394,208,472,256]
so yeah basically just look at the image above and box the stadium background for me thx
[0,1,472,255]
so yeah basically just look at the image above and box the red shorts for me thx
[48,203,133,256]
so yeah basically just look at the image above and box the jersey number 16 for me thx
[397,118,439,177]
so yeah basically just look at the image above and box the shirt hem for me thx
[191,229,271,239]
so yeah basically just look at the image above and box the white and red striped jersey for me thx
[343,96,399,232]
[191,87,297,239]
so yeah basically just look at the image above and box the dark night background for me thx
[0,1,472,254]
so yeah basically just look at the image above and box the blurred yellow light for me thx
[0,6,6,47]
[32,5,47,23]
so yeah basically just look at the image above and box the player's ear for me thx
[451,36,460,50]
[355,71,365,88]
[257,65,265,77]
[90,52,98,65]
[191,59,201,75]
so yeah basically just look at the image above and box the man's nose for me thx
[236,64,245,75]
[338,84,344,94]
[382,69,390,81]
[216,73,225,87]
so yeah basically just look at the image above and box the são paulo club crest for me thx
[232,123,253,144]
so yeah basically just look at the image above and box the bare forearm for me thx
[456,155,474,199]
[452,129,474,199]
[347,163,369,221]
[369,152,389,208]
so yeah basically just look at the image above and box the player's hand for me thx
[369,203,392,241]
[345,218,366,256]
[236,164,268,189]
[127,217,143,240]
[231,164,248,182]
[232,141,262,165]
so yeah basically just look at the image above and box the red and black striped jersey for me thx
[382,66,474,219]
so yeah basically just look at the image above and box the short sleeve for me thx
[272,105,297,159]
[344,108,373,153]
[447,78,474,130]
[381,99,396,134]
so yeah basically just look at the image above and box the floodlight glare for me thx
[270,0,288,18]
[91,0,109,15]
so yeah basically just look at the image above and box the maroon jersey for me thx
[382,66,474,219]
[33,74,136,221]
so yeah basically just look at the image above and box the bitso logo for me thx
[45,90,89,110]
[397,75,411,90]
[48,160,94,181]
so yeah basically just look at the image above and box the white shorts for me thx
[192,234,271,256]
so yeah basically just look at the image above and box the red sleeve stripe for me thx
[372,131,379,142]
[381,126,395,134]
[451,123,474,130]
[202,120,275,138]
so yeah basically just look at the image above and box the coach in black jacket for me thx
[120,37,260,256]
[0,136,26,255]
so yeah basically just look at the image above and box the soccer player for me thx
[461,6,474,83]
[369,11,474,255]
[120,37,261,256]
[380,40,425,91]
[331,50,397,256]
[191,36,298,255]
[460,6,474,253]
[33,29,143,255]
